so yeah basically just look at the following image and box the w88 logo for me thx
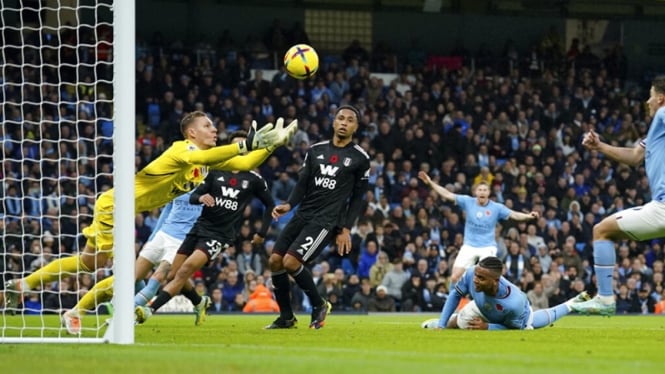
[314,176,336,190]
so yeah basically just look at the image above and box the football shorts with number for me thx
[177,233,231,261]
[273,214,336,263]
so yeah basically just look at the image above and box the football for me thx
[283,44,319,80]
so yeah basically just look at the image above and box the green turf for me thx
[2,314,665,374]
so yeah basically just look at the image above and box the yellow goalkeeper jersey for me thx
[125,140,269,213]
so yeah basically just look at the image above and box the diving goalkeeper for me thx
[3,111,296,334]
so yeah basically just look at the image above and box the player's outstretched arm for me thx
[212,148,272,171]
[508,210,539,222]
[582,128,645,166]
[418,171,456,202]
[209,118,298,171]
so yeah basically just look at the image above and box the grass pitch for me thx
[2,313,665,374]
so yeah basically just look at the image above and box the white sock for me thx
[19,279,30,292]
[597,295,615,304]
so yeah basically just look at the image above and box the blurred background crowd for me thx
[2,3,665,316]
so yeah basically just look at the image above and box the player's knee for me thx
[268,254,284,271]
[154,263,171,282]
[175,263,195,280]
[282,255,301,273]
[592,219,615,240]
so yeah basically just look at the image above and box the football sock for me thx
[593,240,616,298]
[135,278,161,307]
[291,265,323,308]
[135,279,146,294]
[150,290,173,312]
[74,276,115,313]
[271,270,293,319]
[25,255,90,290]
[181,285,202,307]
[532,303,570,328]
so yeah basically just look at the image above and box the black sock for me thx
[272,270,294,319]
[291,265,323,308]
[150,290,173,312]
[181,287,202,307]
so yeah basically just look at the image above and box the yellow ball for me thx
[283,44,319,80]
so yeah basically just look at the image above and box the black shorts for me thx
[178,233,231,261]
[273,214,336,264]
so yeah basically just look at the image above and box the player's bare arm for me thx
[509,210,540,221]
[198,193,215,207]
[418,171,456,202]
[582,128,645,166]
[272,203,291,220]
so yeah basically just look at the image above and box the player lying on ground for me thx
[421,256,590,330]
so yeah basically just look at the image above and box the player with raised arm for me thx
[421,256,590,330]
[418,172,540,285]
[3,112,296,334]
[266,105,370,329]
[136,130,275,325]
[571,76,665,316]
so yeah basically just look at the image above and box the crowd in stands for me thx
[3,20,665,316]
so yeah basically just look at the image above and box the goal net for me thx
[1,0,135,343]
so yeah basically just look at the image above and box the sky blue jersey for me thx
[644,106,665,202]
[438,266,531,330]
[147,191,202,242]
[455,195,511,247]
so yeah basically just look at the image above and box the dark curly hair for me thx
[478,256,504,276]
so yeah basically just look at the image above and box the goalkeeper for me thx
[3,111,297,334]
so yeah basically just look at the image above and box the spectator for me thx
[357,239,380,279]
[341,273,361,310]
[380,258,410,306]
[368,285,396,312]
[271,172,296,203]
[527,281,549,310]
[209,288,226,313]
[615,284,639,314]
[369,251,392,288]
[242,284,280,313]
[221,271,244,307]
[236,240,263,276]
[350,278,373,312]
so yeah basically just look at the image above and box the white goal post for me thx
[1,0,135,344]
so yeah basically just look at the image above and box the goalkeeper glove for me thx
[266,118,298,151]
[237,121,276,154]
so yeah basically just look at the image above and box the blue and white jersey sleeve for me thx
[644,106,665,202]
[147,201,172,242]
[158,191,202,241]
